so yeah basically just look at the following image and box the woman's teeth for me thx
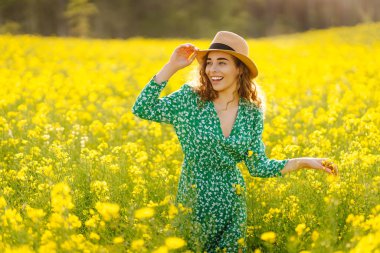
[211,77,223,81]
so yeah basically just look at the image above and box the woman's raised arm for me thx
[131,44,199,124]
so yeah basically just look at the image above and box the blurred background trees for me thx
[63,0,98,37]
[0,0,379,38]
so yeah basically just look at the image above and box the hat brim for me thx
[195,49,258,79]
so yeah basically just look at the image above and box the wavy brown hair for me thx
[191,52,264,110]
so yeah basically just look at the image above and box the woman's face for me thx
[205,51,240,93]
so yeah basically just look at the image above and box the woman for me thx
[132,31,338,253]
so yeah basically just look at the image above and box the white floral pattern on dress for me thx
[132,76,289,252]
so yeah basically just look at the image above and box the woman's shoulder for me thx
[181,83,211,110]
[173,82,200,109]
[179,83,193,92]
[180,82,197,94]
[242,97,264,115]
[179,82,201,101]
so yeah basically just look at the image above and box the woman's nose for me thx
[209,64,218,72]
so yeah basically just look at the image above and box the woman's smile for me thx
[210,76,224,83]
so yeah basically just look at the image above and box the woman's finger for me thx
[188,50,197,63]
[322,166,333,175]
[180,43,195,50]
[324,163,339,176]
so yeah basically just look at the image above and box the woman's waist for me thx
[181,163,244,183]
[183,155,240,168]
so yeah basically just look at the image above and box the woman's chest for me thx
[176,101,255,153]
[215,106,239,139]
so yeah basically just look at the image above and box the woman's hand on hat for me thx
[168,43,199,71]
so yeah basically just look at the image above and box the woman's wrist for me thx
[293,157,321,170]
[281,158,302,175]
[165,61,182,73]
[155,63,179,84]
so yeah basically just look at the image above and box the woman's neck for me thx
[213,91,239,112]
[213,85,240,106]
[213,93,239,105]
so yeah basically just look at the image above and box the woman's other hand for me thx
[307,158,339,176]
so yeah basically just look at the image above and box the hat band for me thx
[209,43,235,51]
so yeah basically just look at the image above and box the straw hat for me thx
[196,31,258,78]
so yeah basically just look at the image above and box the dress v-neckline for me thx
[210,97,242,140]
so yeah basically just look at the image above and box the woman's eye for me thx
[206,61,225,66]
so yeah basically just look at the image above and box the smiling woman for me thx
[131,31,338,253]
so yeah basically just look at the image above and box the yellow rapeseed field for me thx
[1,22,380,252]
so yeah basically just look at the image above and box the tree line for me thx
[1,0,379,38]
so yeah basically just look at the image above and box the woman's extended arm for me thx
[243,108,338,178]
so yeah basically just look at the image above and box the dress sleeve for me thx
[131,76,189,125]
[243,108,289,178]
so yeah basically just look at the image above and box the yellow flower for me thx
[237,237,245,246]
[2,208,24,231]
[260,231,276,243]
[95,202,120,221]
[135,207,155,219]
[312,230,319,241]
[67,214,82,228]
[152,246,169,253]
[142,233,151,240]
[90,180,110,201]
[26,206,46,222]
[159,195,171,206]
[247,150,254,157]
[4,245,34,253]
[85,214,100,228]
[233,184,243,195]
[165,236,186,249]
[113,236,124,244]
[39,241,57,252]
[295,223,307,236]
[0,196,7,208]
[168,204,178,219]
[51,182,74,213]
[131,239,144,250]
[89,232,100,240]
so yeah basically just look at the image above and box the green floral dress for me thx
[132,76,289,252]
